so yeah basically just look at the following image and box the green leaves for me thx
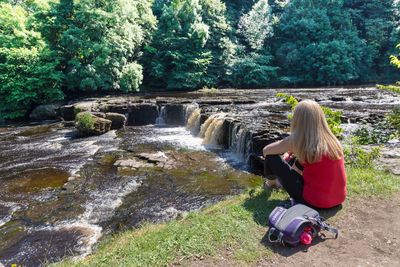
[144,0,221,90]
[0,2,63,119]
[276,93,344,138]
[238,0,273,51]
[275,0,370,86]
[47,0,156,92]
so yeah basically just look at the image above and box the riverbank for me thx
[54,167,399,267]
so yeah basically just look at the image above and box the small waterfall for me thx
[229,123,252,162]
[155,106,166,125]
[184,103,200,124]
[199,113,226,146]
[186,108,201,135]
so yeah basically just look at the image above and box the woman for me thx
[263,99,346,209]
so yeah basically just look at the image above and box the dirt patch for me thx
[184,194,400,267]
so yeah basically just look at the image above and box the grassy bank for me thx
[55,167,399,267]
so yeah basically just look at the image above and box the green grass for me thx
[54,167,399,267]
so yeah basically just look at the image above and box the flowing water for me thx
[0,121,260,266]
[1,87,399,266]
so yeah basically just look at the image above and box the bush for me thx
[344,137,381,168]
[386,108,400,135]
[75,112,95,133]
[120,63,143,92]
[276,93,343,138]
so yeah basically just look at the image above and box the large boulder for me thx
[60,101,96,121]
[106,113,126,130]
[59,105,75,121]
[75,112,111,137]
[29,104,61,120]
[163,104,185,126]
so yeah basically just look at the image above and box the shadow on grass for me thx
[243,188,343,257]
[243,188,281,227]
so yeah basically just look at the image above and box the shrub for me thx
[276,93,343,138]
[75,112,95,133]
[343,137,381,168]
[120,63,143,93]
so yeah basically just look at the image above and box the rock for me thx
[163,104,185,126]
[137,152,177,169]
[62,121,76,127]
[106,113,127,130]
[60,102,96,121]
[128,103,158,126]
[249,155,265,175]
[91,112,106,118]
[330,96,346,102]
[114,158,152,169]
[59,105,75,121]
[74,101,95,114]
[29,104,61,120]
[75,112,111,137]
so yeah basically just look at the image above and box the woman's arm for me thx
[262,136,292,157]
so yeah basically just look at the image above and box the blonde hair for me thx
[290,100,343,164]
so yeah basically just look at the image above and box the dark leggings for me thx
[264,155,307,205]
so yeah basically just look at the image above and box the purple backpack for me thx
[267,204,338,246]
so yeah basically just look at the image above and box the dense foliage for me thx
[0,1,63,119]
[1,0,400,118]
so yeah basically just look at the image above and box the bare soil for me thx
[185,194,400,267]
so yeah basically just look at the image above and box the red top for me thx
[301,156,347,208]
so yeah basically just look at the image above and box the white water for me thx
[155,106,167,126]
[144,127,206,151]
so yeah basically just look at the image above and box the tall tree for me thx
[0,2,63,119]
[227,0,278,88]
[344,0,400,82]
[44,0,156,93]
[274,0,369,86]
[144,0,230,90]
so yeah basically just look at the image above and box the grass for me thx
[54,166,399,267]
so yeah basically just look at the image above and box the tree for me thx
[0,2,63,119]
[238,0,273,50]
[344,0,400,82]
[44,0,156,93]
[274,0,369,86]
[227,0,278,88]
[144,0,227,90]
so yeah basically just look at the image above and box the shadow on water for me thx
[243,188,343,257]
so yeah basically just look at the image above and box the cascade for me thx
[229,123,252,162]
[199,113,226,146]
[155,106,166,125]
[186,108,201,135]
[184,103,200,124]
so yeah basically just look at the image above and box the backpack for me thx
[267,204,339,246]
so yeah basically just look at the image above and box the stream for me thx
[0,87,399,266]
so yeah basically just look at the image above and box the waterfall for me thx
[199,113,226,146]
[186,108,201,135]
[155,106,166,125]
[184,103,199,124]
[229,123,252,162]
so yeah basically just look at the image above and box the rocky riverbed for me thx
[0,87,399,266]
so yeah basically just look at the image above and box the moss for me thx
[75,112,95,134]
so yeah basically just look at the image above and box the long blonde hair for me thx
[290,100,343,164]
